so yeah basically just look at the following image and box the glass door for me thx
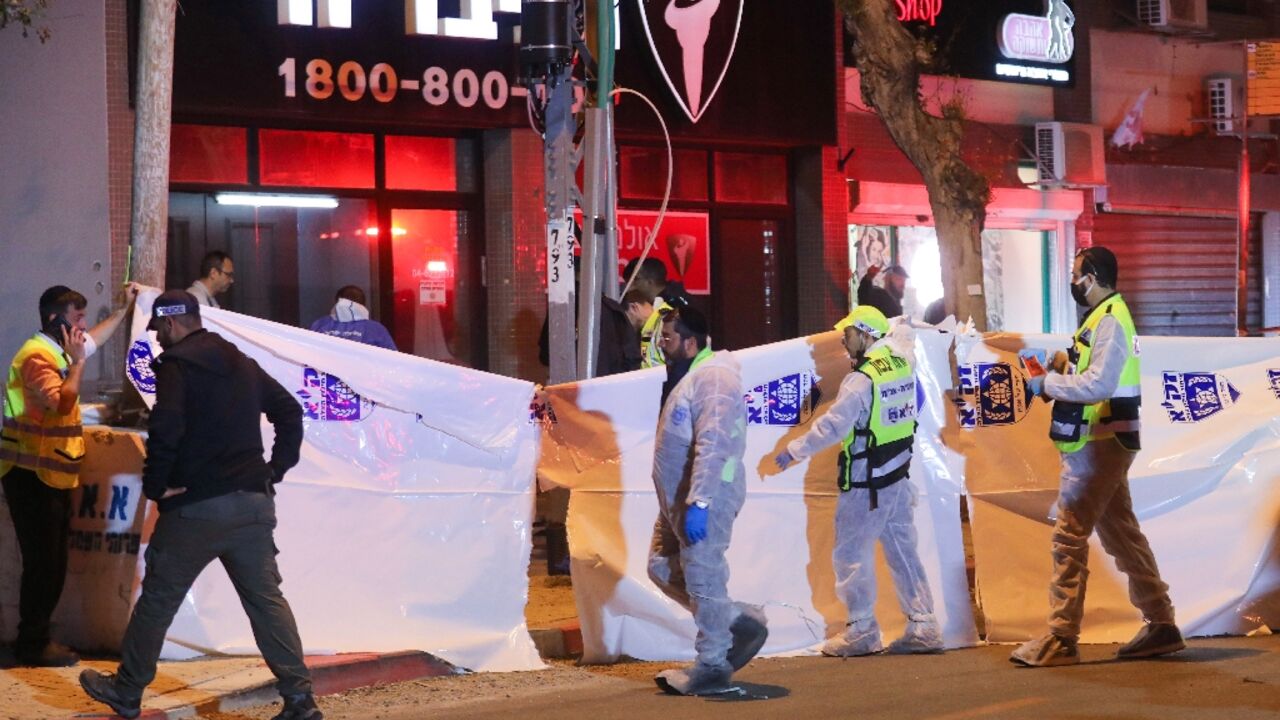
[389,208,483,368]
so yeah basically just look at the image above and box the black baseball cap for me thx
[148,290,200,330]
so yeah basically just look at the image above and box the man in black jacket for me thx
[79,290,321,720]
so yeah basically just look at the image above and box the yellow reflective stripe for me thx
[0,447,80,474]
[1,417,82,438]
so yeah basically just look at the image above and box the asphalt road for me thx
[277,635,1280,720]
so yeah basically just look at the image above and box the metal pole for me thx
[1239,42,1251,336]
[129,0,178,287]
[545,69,579,384]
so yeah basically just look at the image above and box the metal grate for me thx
[1036,126,1057,182]
[1136,0,1165,25]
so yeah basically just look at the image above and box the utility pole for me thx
[521,0,618,382]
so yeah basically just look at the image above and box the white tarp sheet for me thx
[959,332,1280,643]
[120,289,542,671]
[539,330,979,663]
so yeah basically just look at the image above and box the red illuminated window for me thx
[620,147,708,201]
[259,129,375,189]
[170,124,248,184]
[714,152,787,205]
[386,135,474,191]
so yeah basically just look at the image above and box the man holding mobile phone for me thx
[1,283,139,666]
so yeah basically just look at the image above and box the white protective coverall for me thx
[784,337,941,655]
[1041,313,1174,639]
[647,350,752,674]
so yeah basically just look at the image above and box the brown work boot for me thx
[1117,622,1185,659]
[1009,633,1079,667]
[16,641,79,667]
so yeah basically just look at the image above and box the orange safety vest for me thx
[0,334,84,489]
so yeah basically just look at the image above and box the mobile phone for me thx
[1021,353,1046,378]
[48,315,74,343]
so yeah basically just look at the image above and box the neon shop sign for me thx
[896,0,943,26]
[996,0,1074,83]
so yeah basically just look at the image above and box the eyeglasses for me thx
[217,267,235,279]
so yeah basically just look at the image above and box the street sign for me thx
[1247,41,1280,116]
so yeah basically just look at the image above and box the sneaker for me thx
[726,604,769,670]
[1117,622,1185,660]
[16,641,79,667]
[654,662,735,696]
[1009,633,1079,667]
[272,692,324,720]
[821,620,883,657]
[79,669,142,719]
[886,620,945,654]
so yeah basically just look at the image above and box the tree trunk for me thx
[840,0,990,329]
[129,0,178,288]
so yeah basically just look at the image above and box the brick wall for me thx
[483,128,548,382]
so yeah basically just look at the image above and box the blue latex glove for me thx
[774,450,795,471]
[685,504,709,544]
[1026,374,1045,398]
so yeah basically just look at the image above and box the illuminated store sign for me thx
[896,0,943,26]
[873,0,1075,87]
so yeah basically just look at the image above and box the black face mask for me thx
[1070,277,1092,307]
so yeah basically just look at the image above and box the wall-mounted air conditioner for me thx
[1207,77,1235,134]
[1137,0,1209,32]
[1035,122,1106,187]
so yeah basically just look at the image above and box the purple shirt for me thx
[309,317,397,351]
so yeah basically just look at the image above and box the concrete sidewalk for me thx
[0,650,459,719]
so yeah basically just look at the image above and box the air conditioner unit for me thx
[1035,122,1106,186]
[1207,77,1235,134]
[1137,0,1208,31]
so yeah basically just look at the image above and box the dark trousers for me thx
[117,490,312,697]
[2,467,72,652]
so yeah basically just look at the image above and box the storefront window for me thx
[385,135,477,192]
[714,152,787,204]
[715,218,792,349]
[167,192,379,329]
[849,224,1048,332]
[170,124,248,184]
[259,129,375,188]
[390,209,478,367]
[620,147,709,201]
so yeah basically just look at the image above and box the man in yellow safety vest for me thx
[1,283,138,666]
[1011,246,1182,668]
[774,305,943,656]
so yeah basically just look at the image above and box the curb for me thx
[529,621,583,660]
[75,651,460,719]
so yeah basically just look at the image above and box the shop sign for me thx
[617,211,710,295]
[575,210,712,295]
[637,0,743,123]
[172,1,526,128]
[869,0,1076,87]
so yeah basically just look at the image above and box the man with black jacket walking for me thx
[79,290,321,720]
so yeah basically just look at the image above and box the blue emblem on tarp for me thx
[529,397,557,425]
[746,372,819,426]
[126,339,156,395]
[1161,371,1240,423]
[955,361,1033,429]
[1268,369,1280,400]
[297,368,371,421]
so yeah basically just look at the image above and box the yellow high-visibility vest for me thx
[0,334,84,489]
